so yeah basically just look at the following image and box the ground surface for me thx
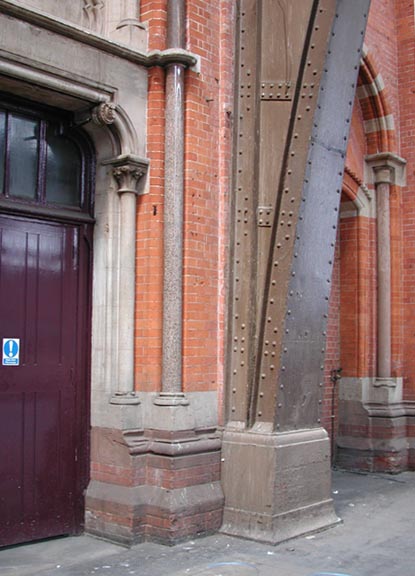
[1,470,414,576]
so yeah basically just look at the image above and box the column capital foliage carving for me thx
[103,154,149,194]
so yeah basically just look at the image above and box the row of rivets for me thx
[257,3,330,420]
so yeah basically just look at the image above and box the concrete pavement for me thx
[1,469,414,576]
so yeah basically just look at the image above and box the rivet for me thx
[258,411,262,416]
[260,392,264,397]
[232,407,236,412]
[278,403,282,407]
[241,323,246,328]
[319,382,323,387]
[272,341,277,347]
[233,370,237,375]
[267,317,272,323]
[273,327,278,333]
[241,361,245,366]
[233,346,237,352]
[265,340,269,345]
[232,387,236,393]
[261,373,266,379]
[264,350,269,356]
[287,309,291,315]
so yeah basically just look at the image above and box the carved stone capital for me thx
[103,154,149,195]
[365,152,407,187]
[92,102,117,126]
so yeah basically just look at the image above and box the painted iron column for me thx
[366,153,406,380]
[155,0,188,406]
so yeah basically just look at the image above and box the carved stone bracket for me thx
[91,102,117,126]
[104,154,149,194]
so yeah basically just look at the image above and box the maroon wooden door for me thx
[0,214,90,547]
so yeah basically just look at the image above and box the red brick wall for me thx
[136,1,234,395]
[397,0,415,399]
[322,230,340,440]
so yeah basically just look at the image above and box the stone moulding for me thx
[0,0,199,70]
[122,427,222,456]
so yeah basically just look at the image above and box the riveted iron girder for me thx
[227,0,370,431]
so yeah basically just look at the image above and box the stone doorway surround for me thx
[0,0,223,546]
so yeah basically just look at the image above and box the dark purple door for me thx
[0,214,90,546]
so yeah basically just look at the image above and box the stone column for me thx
[155,0,188,406]
[103,155,149,405]
[366,153,406,396]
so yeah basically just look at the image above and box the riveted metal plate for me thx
[253,0,336,425]
[227,0,326,427]
[275,0,371,431]
[260,81,292,101]
[257,206,273,227]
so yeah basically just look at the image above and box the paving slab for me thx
[0,470,414,576]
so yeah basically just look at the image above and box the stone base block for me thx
[337,382,415,473]
[86,481,224,546]
[221,427,339,544]
[85,426,224,545]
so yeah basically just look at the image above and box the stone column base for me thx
[85,426,224,545]
[336,377,415,473]
[221,427,339,544]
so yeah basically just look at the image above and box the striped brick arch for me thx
[356,46,397,154]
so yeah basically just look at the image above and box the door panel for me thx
[0,215,89,546]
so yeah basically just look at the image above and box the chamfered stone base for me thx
[85,481,224,546]
[84,425,224,546]
[220,427,339,543]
